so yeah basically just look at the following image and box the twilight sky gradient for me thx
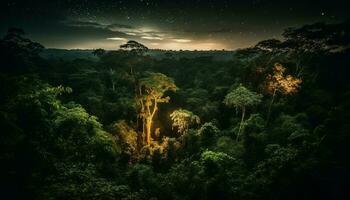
[1,0,349,50]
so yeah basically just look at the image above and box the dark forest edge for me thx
[40,48,237,61]
[1,20,350,199]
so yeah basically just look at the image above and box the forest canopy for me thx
[1,20,350,200]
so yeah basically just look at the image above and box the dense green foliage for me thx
[1,21,350,199]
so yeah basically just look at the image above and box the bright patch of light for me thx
[173,39,192,43]
[159,41,222,50]
[126,32,137,36]
[142,36,163,40]
[107,37,127,41]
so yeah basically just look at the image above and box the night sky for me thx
[1,0,349,50]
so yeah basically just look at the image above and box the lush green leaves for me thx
[224,85,262,109]
[170,109,200,134]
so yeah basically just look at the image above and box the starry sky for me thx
[1,0,349,50]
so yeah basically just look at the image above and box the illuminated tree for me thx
[170,109,200,134]
[266,63,302,123]
[224,85,262,141]
[112,120,138,162]
[138,72,177,145]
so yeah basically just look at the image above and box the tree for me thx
[111,120,138,163]
[0,28,44,72]
[170,109,200,134]
[120,40,148,55]
[0,77,121,199]
[138,72,177,145]
[92,48,106,58]
[266,63,302,124]
[255,39,283,52]
[1,28,44,55]
[108,68,117,91]
[282,21,350,53]
[224,85,262,141]
[198,122,220,147]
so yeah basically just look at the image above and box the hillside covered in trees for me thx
[1,21,350,200]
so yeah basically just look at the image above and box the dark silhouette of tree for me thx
[255,39,284,52]
[0,28,44,73]
[120,40,149,54]
[92,48,106,58]
[283,21,350,53]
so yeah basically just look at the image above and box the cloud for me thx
[63,20,135,34]
[58,19,229,50]
[62,20,171,40]
[62,20,105,28]
[64,20,168,39]
[173,39,192,43]
[107,37,127,41]
[141,36,163,40]
[106,23,134,29]
[125,32,137,36]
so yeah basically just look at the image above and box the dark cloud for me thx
[63,20,105,28]
[107,24,134,30]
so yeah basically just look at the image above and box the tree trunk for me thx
[266,88,277,125]
[112,81,115,91]
[237,106,246,141]
[130,65,133,75]
[146,118,152,145]
[145,96,158,145]
[110,68,116,91]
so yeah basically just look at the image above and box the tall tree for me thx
[138,72,177,145]
[265,63,302,124]
[224,85,262,141]
[120,40,149,55]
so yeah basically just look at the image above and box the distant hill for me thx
[40,48,236,61]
